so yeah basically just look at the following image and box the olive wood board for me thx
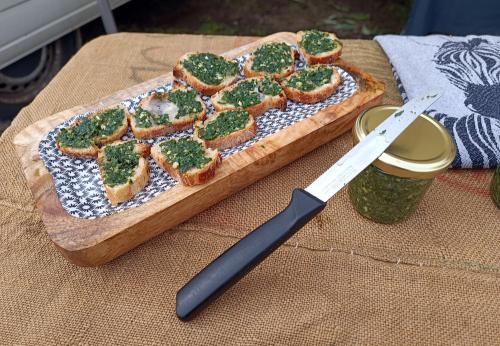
[13,32,385,266]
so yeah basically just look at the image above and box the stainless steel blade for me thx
[305,91,442,202]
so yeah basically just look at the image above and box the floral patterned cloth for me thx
[375,34,500,169]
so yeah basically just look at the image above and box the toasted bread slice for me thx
[281,65,342,104]
[243,42,298,80]
[97,140,150,206]
[128,84,207,139]
[151,137,221,186]
[193,110,256,150]
[297,30,343,65]
[211,77,287,117]
[173,52,240,96]
[56,107,128,158]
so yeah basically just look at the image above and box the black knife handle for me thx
[176,188,326,320]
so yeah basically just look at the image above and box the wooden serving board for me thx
[13,32,384,266]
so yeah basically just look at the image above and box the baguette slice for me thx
[297,30,343,65]
[128,84,207,139]
[97,141,150,206]
[211,77,287,117]
[56,107,128,158]
[193,110,256,150]
[243,42,298,79]
[281,65,342,104]
[173,52,240,96]
[151,137,221,186]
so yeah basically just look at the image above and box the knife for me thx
[176,91,442,321]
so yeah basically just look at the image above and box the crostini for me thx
[151,137,221,186]
[97,140,150,206]
[211,77,286,117]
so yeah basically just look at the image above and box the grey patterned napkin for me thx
[375,34,500,169]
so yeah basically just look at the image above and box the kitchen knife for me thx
[176,91,442,321]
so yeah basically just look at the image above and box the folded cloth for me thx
[375,34,500,169]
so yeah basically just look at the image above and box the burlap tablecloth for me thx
[1,33,499,345]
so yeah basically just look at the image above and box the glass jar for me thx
[491,166,500,208]
[348,105,456,224]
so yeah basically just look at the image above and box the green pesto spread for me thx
[56,108,125,148]
[181,53,239,85]
[134,107,170,128]
[259,76,282,96]
[102,141,140,187]
[219,77,282,108]
[348,164,433,224]
[197,110,250,141]
[491,166,500,208]
[286,66,333,92]
[169,89,203,118]
[160,138,211,173]
[299,30,338,55]
[134,90,203,128]
[251,42,293,74]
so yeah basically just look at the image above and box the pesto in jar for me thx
[348,164,433,224]
[286,66,333,92]
[134,89,203,128]
[251,42,293,74]
[56,108,125,148]
[491,166,500,208]
[160,138,211,173]
[181,53,239,85]
[219,77,282,108]
[197,110,250,141]
[102,141,140,187]
[299,30,339,55]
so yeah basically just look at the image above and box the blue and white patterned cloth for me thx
[375,35,500,169]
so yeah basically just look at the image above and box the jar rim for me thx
[353,105,456,179]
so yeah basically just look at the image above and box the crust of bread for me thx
[128,85,207,139]
[243,43,298,79]
[97,141,151,206]
[281,66,342,104]
[151,139,221,186]
[56,107,128,158]
[296,31,343,65]
[211,77,287,117]
[173,53,240,96]
[56,143,99,158]
[193,111,257,150]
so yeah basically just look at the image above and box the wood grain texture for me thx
[13,32,384,266]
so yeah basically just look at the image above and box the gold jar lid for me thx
[352,105,456,179]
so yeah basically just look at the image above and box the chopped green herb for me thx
[218,77,282,108]
[182,53,238,85]
[198,110,250,140]
[394,110,403,117]
[160,138,211,173]
[251,42,293,74]
[299,30,339,55]
[286,65,334,92]
[102,141,140,187]
[168,89,203,119]
[57,108,125,148]
[379,129,387,135]
[259,76,282,96]
[134,89,203,128]
[219,79,261,107]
